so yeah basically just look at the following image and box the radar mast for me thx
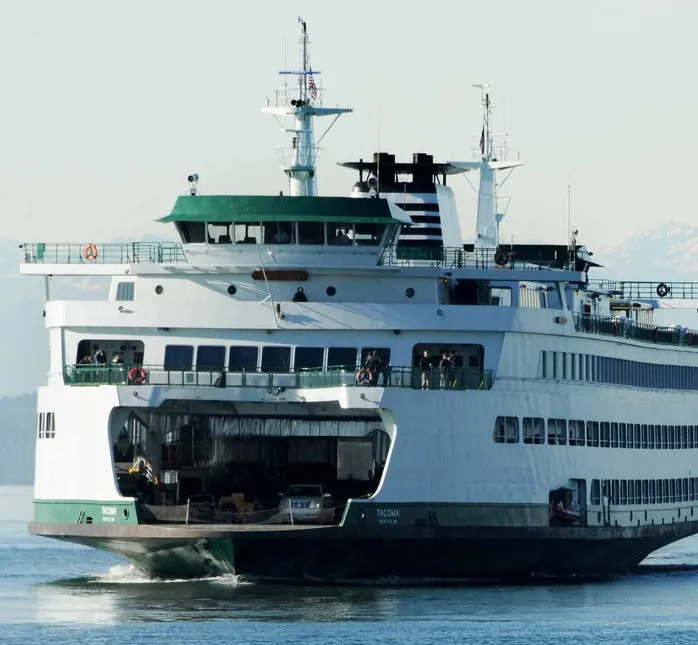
[262,18,352,196]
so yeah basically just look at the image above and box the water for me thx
[4,486,698,644]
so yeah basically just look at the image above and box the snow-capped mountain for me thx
[593,222,698,282]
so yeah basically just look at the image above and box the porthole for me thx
[326,286,336,297]
[405,288,415,298]
[123,508,129,519]
[155,285,164,295]
[227,285,237,295]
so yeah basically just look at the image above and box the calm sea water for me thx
[4,486,698,644]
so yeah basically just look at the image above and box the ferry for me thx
[22,20,698,581]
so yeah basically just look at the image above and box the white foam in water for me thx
[93,563,249,585]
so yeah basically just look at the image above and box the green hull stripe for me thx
[34,499,139,525]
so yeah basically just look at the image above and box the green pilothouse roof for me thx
[160,195,411,225]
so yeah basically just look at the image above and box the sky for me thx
[1,0,698,251]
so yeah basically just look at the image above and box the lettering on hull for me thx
[375,507,400,525]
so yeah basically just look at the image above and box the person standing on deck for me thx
[419,350,432,390]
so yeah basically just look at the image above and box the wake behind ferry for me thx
[22,20,698,581]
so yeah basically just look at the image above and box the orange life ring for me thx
[84,244,98,261]
[356,368,371,385]
[128,367,147,385]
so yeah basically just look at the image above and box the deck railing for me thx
[63,364,494,391]
[21,242,187,265]
[573,312,697,348]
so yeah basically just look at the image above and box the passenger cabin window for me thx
[328,347,358,370]
[164,345,194,371]
[548,418,567,445]
[568,420,586,446]
[360,348,391,369]
[494,416,519,443]
[294,347,324,371]
[76,340,144,366]
[523,417,545,444]
[261,346,291,373]
[297,222,324,245]
[490,287,512,306]
[196,345,225,371]
[116,282,135,301]
[228,346,259,372]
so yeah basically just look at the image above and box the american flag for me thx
[308,70,317,101]
[479,127,485,155]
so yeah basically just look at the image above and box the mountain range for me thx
[2,222,698,484]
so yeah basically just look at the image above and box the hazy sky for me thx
[2,0,697,251]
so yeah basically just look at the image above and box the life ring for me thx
[84,244,98,262]
[656,283,669,298]
[128,367,147,385]
[356,368,372,385]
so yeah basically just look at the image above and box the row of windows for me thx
[590,478,698,506]
[164,345,393,373]
[37,412,56,439]
[542,350,698,391]
[494,416,698,449]
[178,221,388,247]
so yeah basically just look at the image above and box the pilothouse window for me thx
[297,221,324,245]
[328,223,354,246]
[233,222,262,244]
[176,222,205,243]
[354,223,385,246]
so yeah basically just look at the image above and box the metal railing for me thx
[592,280,698,300]
[573,312,698,348]
[20,242,187,265]
[379,245,563,270]
[63,364,494,391]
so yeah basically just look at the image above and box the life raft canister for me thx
[84,244,98,262]
[356,368,372,385]
[128,367,147,385]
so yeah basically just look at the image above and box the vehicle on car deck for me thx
[277,484,334,524]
